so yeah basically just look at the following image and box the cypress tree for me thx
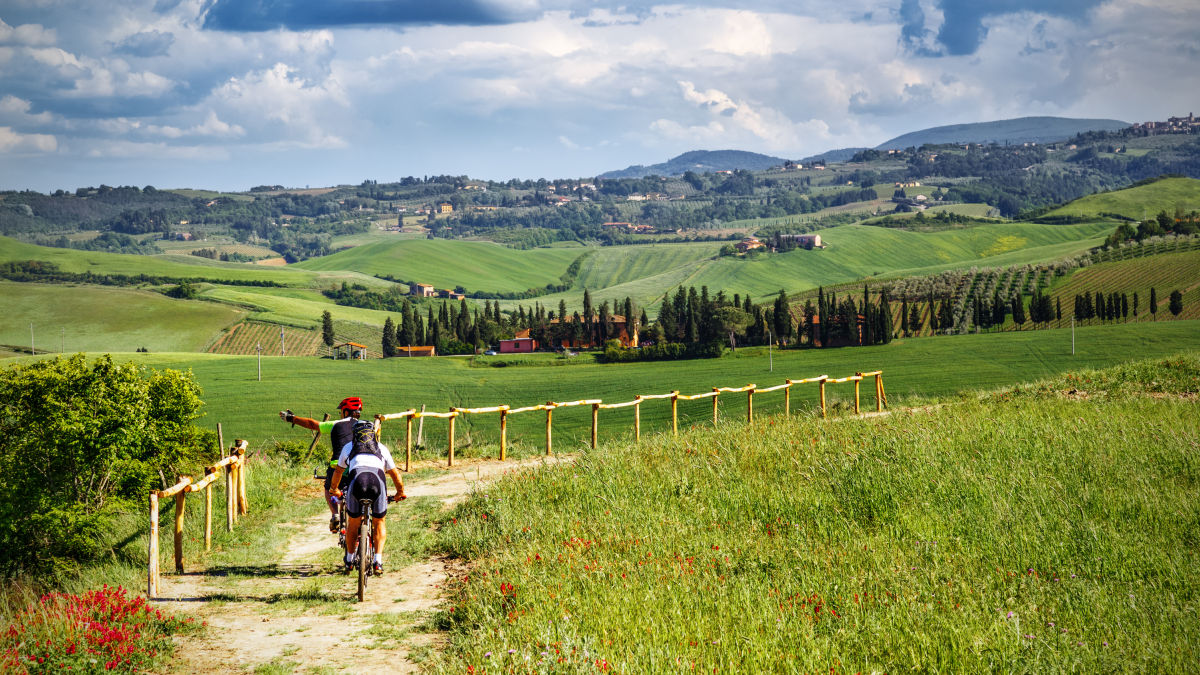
[879,288,892,343]
[992,290,1006,327]
[382,317,397,357]
[1168,289,1183,316]
[1121,293,1128,322]
[817,287,828,347]
[900,297,909,335]
[1012,294,1026,328]
[401,298,415,346]
[773,289,790,345]
[910,301,922,335]
[1150,287,1158,319]
[1056,297,1063,322]
[321,310,335,347]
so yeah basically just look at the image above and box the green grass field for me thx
[294,239,583,294]
[430,354,1200,672]
[13,319,1191,454]
[1041,176,1200,220]
[0,281,245,353]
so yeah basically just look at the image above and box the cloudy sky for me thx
[1,0,1197,192]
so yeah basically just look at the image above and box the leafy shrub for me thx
[0,355,213,579]
[599,340,723,363]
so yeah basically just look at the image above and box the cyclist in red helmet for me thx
[280,396,364,532]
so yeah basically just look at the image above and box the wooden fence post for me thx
[853,376,861,415]
[448,414,456,467]
[878,374,888,409]
[819,378,827,418]
[405,414,413,472]
[671,391,679,436]
[226,454,235,530]
[499,409,508,461]
[746,385,755,424]
[217,422,224,460]
[875,373,884,412]
[545,403,554,456]
[148,493,159,598]
[784,385,791,417]
[236,442,248,515]
[711,388,719,425]
[174,475,189,574]
[203,467,213,552]
[634,397,641,442]
[591,403,599,449]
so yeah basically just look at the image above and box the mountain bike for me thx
[352,494,397,601]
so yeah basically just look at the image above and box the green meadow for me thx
[0,281,245,353]
[16,319,1192,453]
[431,354,1200,673]
[1041,176,1200,220]
[294,238,583,294]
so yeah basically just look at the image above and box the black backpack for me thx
[347,420,383,462]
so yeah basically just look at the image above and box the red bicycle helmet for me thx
[338,396,363,412]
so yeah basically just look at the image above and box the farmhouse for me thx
[437,202,454,214]
[499,337,536,353]
[396,346,437,357]
[548,315,638,350]
[736,237,765,253]
[410,283,437,297]
[440,289,465,300]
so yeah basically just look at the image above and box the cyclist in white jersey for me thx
[329,420,406,572]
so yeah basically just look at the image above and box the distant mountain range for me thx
[598,150,787,179]
[874,116,1129,149]
[599,117,1134,179]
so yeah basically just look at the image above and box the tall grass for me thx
[430,355,1200,672]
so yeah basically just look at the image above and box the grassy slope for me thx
[199,285,402,328]
[0,235,396,290]
[432,355,1200,672]
[1041,176,1200,220]
[501,222,1111,312]
[0,281,245,353]
[294,239,582,294]
[21,319,1195,450]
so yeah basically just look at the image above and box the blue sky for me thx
[1,0,1197,192]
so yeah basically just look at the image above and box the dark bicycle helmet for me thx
[339,396,364,412]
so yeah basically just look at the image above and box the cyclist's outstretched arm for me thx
[279,409,321,432]
[387,468,406,500]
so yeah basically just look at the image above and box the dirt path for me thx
[154,455,573,674]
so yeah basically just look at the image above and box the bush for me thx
[0,355,213,579]
[599,340,724,363]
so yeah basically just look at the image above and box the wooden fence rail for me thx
[148,439,249,599]
[375,370,886,468]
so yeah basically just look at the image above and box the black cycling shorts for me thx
[346,468,387,519]
[324,466,351,493]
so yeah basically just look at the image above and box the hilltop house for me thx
[736,237,766,253]
[410,283,437,297]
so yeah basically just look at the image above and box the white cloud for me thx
[0,95,55,124]
[192,110,244,137]
[84,139,229,160]
[0,126,57,153]
[0,19,56,46]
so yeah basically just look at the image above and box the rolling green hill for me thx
[1040,177,1200,220]
[294,238,582,294]
[0,281,245,353]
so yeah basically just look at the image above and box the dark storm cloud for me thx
[113,30,175,57]
[199,0,521,31]
[902,0,1103,56]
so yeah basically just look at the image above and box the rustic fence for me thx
[147,425,250,599]
[377,370,887,470]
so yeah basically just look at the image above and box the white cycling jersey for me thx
[337,440,397,474]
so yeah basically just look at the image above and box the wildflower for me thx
[1006,612,1014,618]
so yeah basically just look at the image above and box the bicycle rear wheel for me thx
[357,506,370,601]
